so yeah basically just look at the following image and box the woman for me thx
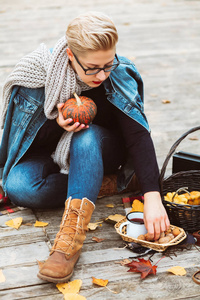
[0,11,170,283]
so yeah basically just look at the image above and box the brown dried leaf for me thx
[126,258,157,279]
[189,136,199,141]
[162,99,171,104]
[92,237,105,243]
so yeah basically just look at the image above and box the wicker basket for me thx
[115,217,186,252]
[160,126,200,232]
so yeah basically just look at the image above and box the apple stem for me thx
[73,92,82,106]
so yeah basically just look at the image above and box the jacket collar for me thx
[103,76,116,95]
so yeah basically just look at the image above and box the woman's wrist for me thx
[143,191,162,203]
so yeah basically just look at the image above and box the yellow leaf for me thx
[130,199,144,212]
[88,222,101,230]
[34,220,48,227]
[56,280,82,294]
[92,277,108,287]
[36,260,45,271]
[5,217,23,229]
[115,259,131,266]
[0,270,6,283]
[105,214,125,223]
[64,294,86,300]
[167,266,186,276]
[106,204,114,208]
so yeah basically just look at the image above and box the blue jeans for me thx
[6,125,126,208]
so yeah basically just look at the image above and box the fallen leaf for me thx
[34,220,48,227]
[88,222,101,230]
[189,136,199,141]
[5,217,23,229]
[0,270,6,283]
[106,204,114,208]
[64,294,86,300]
[115,259,131,266]
[105,214,125,224]
[37,260,45,271]
[126,258,157,279]
[167,266,186,276]
[92,277,108,287]
[162,99,171,104]
[130,199,144,212]
[92,237,105,243]
[56,280,82,294]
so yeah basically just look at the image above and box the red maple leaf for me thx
[126,258,157,279]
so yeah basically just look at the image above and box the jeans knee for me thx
[6,168,46,208]
[71,125,101,153]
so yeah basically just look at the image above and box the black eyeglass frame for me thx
[72,52,120,75]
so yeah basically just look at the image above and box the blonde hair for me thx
[66,11,118,56]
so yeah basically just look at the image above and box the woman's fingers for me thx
[56,104,89,132]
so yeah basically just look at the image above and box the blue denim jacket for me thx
[0,55,149,192]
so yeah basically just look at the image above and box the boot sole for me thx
[37,270,73,283]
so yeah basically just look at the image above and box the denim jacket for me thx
[0,55,149,193]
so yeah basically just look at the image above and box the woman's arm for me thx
[113,106,170,239]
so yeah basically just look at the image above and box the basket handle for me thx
[160,126,200,190]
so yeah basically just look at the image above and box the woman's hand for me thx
[143,191,170,241]
[56,103,89,132]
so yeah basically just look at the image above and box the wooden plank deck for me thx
[0,0,200,299]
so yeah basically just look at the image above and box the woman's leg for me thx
[38,124,126,283]
[67,124,126,203]
[6,155,68,208]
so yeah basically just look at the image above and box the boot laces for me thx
[52,206,85,253]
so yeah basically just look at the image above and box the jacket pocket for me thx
[13,93,38,127]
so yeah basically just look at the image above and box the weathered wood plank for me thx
[0,226,48,248]
[0,241,49,268]
[1,254,200,299]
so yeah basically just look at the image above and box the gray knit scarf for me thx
[1,36,92,174]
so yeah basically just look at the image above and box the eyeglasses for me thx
[73,53,120,75]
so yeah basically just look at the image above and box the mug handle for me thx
[118,221,129,234]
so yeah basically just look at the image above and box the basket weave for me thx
[115,217,186,252]
[160,126,200,232]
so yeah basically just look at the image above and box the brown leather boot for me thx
[37,197,95,283]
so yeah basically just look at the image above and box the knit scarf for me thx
[1,36,92,174]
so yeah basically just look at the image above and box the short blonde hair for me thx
[66,11,118,56]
